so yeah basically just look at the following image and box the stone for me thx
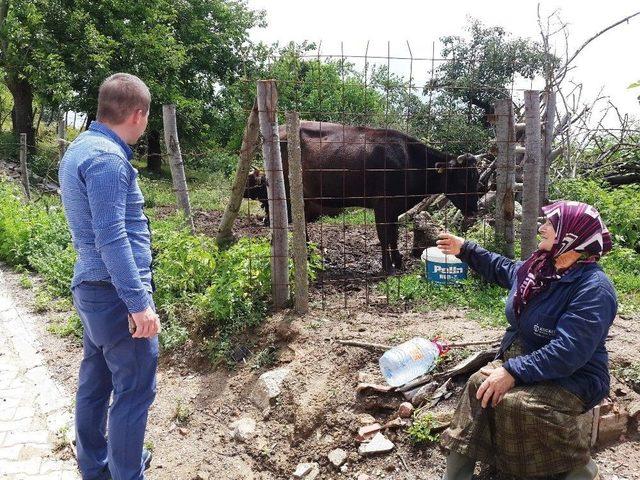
[292,462,320,479]
[196,470,210,480]
[357,414,377,425]
[597,410,629,444]
[357,475,371,480]
[398,402,414,418]
[230,418,256,442]
[327,448,348,468]
[250,368,290,410]
[627,400,640,419]
[357,423,381,441]
[357,432,395,456]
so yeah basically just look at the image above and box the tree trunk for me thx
[147,129,163,173]
[6,74,35,152]
[84,112,95,131]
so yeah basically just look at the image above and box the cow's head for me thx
[243,168,268,202]
[435,153,480,217]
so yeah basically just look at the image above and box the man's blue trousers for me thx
[72,281,158,480]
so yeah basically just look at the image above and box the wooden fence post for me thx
[494,99,516,258]
[162,104,195,234]
[216,101,260,246]
[19,133,30,200]
[286,111,309,314]
[521,90,542,259]
[540,89,556,207]
[257,80,289,310]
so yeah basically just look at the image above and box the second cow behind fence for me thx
[244,120,481,273]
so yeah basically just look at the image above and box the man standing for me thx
[59,73,161,480]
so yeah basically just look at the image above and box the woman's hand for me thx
[476,366,515,408]
[436,232,465,256]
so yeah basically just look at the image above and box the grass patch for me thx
[612,362,640,392]
[47,312,83,341]
[136,166,231,212]
[407,411,442,444]
[0,176,319,359]
[380,272,507,327]
[319,208,375,225]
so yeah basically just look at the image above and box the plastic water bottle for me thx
[379,337,446,387]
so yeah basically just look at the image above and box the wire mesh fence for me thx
[1,43,628,315]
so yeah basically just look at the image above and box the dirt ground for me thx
[5,220,640,480]
[3,197,639,480]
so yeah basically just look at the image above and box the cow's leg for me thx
[262,201,270,226]
[374,207,394,274]
[388,215,403,270]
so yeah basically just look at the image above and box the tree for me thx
[429,18,547,124]
[53,0,262,172]
[0,0,71,149]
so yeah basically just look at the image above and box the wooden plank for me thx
[494,99,516,258]
[521,90,542,259]
[257,80,289,310]
[540,90,556,206]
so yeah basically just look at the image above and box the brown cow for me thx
[245,121,480,273]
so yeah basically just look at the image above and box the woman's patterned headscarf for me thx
[513,201,612,317]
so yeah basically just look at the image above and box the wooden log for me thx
[397,194,441,223]
[19,133,30,200]
[216,102,260,245]
[521,91,542,259]
[494,99,516,258]
[286,111,309,314]
[162,104,195,234]
[540,90,557,206]
[257,80,289,310]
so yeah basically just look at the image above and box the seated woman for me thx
[437,201,617,480]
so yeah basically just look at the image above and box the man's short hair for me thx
[96,73,151,125]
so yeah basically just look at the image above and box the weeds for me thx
[250,346,277,371]
[407,411,441,444]
[173,398,193,425]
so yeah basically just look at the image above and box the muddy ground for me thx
[5,207,640,480]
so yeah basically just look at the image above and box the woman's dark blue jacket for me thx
[457,241,617,411]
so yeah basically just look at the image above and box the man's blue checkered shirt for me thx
[58,121,153,313]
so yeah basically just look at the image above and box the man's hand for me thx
[436,233,465,256]
[130,307,161,338]
[476,366,515,408]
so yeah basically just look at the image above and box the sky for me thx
[246,0,640,123]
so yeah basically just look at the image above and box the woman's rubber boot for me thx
[442,451,475,480]
[563,458,600,480]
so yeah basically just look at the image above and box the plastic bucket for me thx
[421,247,468,284]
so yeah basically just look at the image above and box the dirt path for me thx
[2,263,639,480]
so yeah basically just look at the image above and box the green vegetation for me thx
[47,313,83,341]
[0,176,318,361]
[319,208,375,226]
[407,411,442,444]
[552,180,640,252]
[380,178,640,324]
[173,398,193,426]
[381,274,507,327]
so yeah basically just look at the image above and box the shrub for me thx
[551,179,640,251]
